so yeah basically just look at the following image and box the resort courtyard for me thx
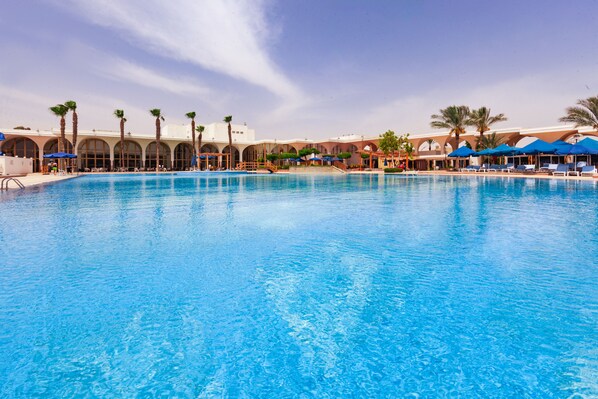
[1,1,598,398]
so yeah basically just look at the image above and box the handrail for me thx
[237,161,278,173]
[333,161,347,171]
[1,177,25,190]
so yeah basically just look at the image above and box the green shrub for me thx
[384,168,404,173]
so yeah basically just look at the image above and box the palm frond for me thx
[223,115,232,123]
[468,107,507,134]
[559,96,598,129]
[64,100,77,111]
[430,105,470,135]
[114,109,125,118]
[149,108,162,117]
[196,125,205,132]
[49,104,68,117]
[186,111,196,119]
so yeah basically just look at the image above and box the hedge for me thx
[384,168,404,173]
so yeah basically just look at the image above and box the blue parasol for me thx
[448,147,476,157]
[43,152,77,159]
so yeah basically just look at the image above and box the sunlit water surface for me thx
[0,173,597,398]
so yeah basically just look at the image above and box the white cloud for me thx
[96,56,211,97]
[58,0,305,104]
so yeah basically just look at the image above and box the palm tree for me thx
[49,104,69,171]
[559,96,598,131]
[403,141,414,170]
[426,139,435,151]
[186,111,197,158]
[196,124,205,155]
[49,104,69,153]
[223,115,233,169]
[64,100,78,153]
[469,107,507,149]
[114,109,126,170]
[149,109,165,171]
[477,132,504,150]
[430,105,470,151]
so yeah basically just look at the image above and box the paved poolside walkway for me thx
[418,170,598,181]
[1,173,79,190]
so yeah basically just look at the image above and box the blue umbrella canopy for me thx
[448,146,476,158]
[492,143,522,156]
[309,157,322,161]
[518,139,557,155]
[577,137,598,150]
[556,144,598,155]
[0,132,5,141]
[43,152,77,159]
[551,140,571,148]
[475,148,497,156]
[322,156,333,161]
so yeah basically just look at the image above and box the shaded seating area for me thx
[448,138,598,176]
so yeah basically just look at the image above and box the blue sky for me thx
[1,0,597,139]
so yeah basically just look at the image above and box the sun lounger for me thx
[460,165,480,172]
[515,164,535,173]
[580,166,597,176]
[552,164,569,176]
[477,163,489,172]
[487,164,501,172]
[540,163,558,173]
[502,163,515,173]
[540,163,550,172]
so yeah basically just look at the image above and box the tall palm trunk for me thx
[72,111,78,153]
[72,111,78,172]
[120,118,125,170]
[60,116,66,170]
[191,119,196,156]
[228,123,233,169]
[59,116,65,153]
[198,130,202,157]
[155,117,161,172]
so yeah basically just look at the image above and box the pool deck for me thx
[416,170,598,181]
[1,173,80,189]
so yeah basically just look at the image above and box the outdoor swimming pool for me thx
[0,173,596,397]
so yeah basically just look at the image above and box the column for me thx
[141,146,146,169]
[109,143,115,170]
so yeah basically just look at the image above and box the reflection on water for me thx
[0,174,597,397]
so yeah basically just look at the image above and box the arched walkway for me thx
[417,139,440,153]
[114,140,142,169]
[174,143,194,170]
[44,138,73,155]
[271,144,297,155]
[222,145,240,169]
[363,142,378,152]
[1,137,40,171]
[146,142,171,170]
[79,139,111,171]
[242,145,260,163]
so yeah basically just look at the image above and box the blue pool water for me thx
[0,173,597,398]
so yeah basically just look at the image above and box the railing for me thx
[237,162,278,173]
[1,177,25,190]
[333,161,348,172]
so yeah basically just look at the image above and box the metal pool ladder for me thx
[0,177,25,190]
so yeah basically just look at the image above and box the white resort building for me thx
[1,122,597,173]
